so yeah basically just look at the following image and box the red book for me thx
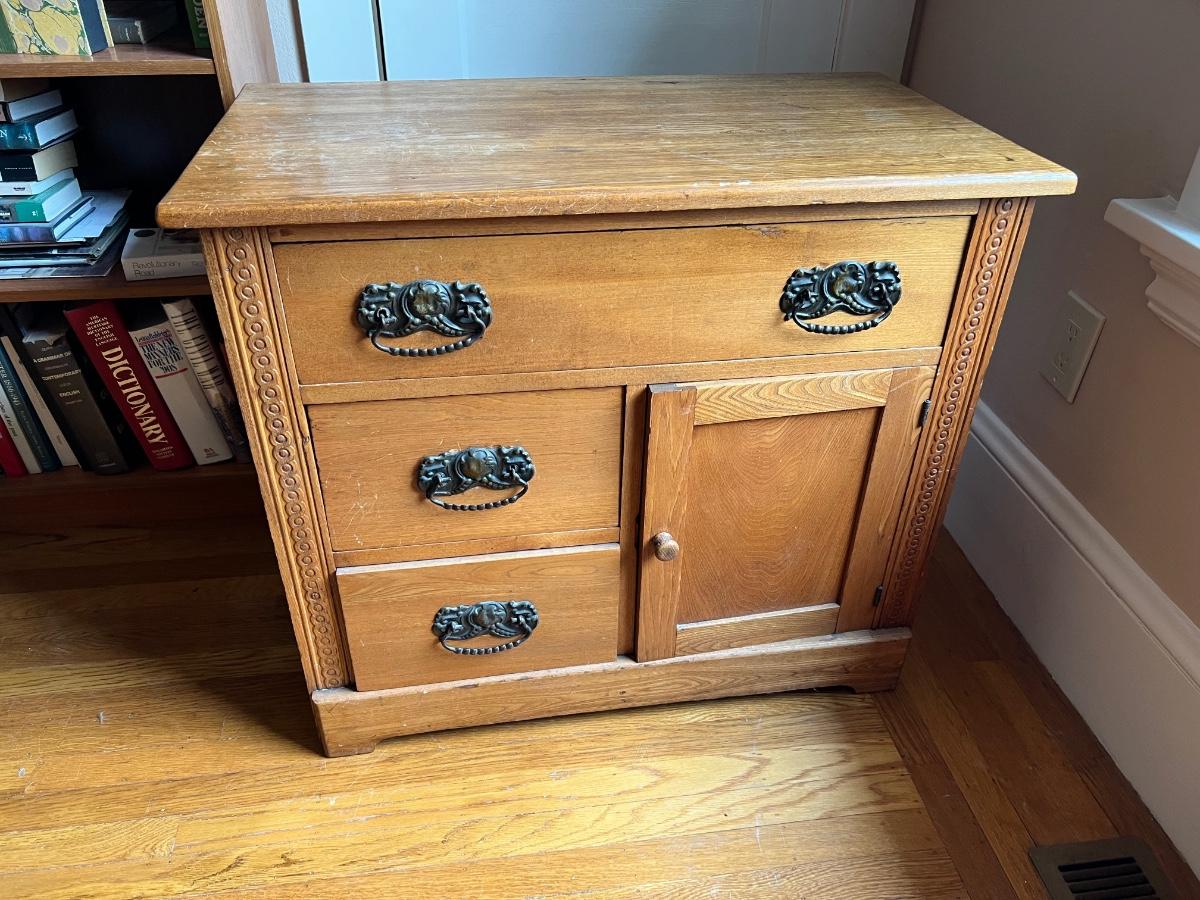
[64,301,194,471]
[0,416,27,476]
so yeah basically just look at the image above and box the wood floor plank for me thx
[6,810,950,900]
[895,644,1045,899]
[540,851,966,899]
[0,574,284,622]
[2,692,889,804]
[912,567,1117,847]
[874,690,1019,900]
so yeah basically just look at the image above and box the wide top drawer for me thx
[272,216,970,386]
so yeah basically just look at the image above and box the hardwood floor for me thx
[0,479,1195,898]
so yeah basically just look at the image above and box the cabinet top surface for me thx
[159,74,1075,229]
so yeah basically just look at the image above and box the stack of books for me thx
[0,78,131,280]
[0,298,251,477]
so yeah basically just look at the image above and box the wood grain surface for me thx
[314,629,910,755]
[678,406,878,623]
[273,217,969,385]
[202,228,349,691]
[879,198,1034,627]
[298,346,943,406]
[266,199,981,243]
[308,387,623,553]
[690,368,892,425]
[158,75,1075,228]
[336,545,620,691]
[1,509,1194,899]
[675,603,841,656]
[836,366,936,632]
[635,384,696,661]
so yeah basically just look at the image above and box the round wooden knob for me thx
[652,531,680,562]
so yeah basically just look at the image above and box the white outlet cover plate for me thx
[1040,290,1105,402]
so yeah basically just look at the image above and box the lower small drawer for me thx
[337,543,621,691]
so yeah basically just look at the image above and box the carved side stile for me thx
[201,227,349,689]
[878,197,1034,627]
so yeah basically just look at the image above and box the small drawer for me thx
[337,543,621,691]
[309,387,623,554]
[272,216,972,385]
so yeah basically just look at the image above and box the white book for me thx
[0,381,39,472]
[128,311,232,465]
[0,334,77,467]
[161,297,251,463]
[3,89,63,122]
[122,227,205,280]
[0,167,72,197]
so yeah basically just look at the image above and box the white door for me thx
[297,0,916,83]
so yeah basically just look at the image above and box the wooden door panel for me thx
[636,366,934,660]
[677,406,878,623]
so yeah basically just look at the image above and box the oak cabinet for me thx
[160,74,1074,755]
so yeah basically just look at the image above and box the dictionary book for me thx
[64,300,192,471]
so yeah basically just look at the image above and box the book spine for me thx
[0,339,58,471]
[122,255,206,280]
[0,333,76,466]
[78,0,109,53]
[0,412,27,475]
[0,220,58,241]
[186,0,209,49]
[64,302,193,471]
[0,109,75,151]
[129,318,231,465]
[0,194,40,221]
[0,169,72,196]
[22,330,130,475]
[0,179,75,223]
[0,377,37,472]
[162,298,251,463]
[0,304,84,462]
[0,120,30,150]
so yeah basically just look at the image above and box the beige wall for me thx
[909,0,1200,623]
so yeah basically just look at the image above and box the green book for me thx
[0,176,81,223]
[185,0,209,50]
[0,11,15,55]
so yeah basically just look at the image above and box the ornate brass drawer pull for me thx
[779,261,901,334]
[357,278,491,356]
[432,600,540,655]
[417,445,535,511]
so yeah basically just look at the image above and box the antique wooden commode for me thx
[159,74,1074,756]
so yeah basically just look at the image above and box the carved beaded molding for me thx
[881,198,1022,627]
[220,228,347,688]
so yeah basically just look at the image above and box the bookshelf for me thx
[0,2,278,492]
[5,271,210,303]
[0,39,215,78]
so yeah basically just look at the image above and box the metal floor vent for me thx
[1030,837,1172,899]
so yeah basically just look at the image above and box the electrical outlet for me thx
[1040,290,1105,402]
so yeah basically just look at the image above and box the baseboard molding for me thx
[946,402,1200,872]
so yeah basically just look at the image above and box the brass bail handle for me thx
[652,531,680,562]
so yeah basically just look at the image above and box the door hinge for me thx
[917,398,932,429]
[872,585,884,607]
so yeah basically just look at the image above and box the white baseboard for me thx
[946,402,1200,872]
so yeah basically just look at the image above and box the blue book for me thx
[0,337,59,472]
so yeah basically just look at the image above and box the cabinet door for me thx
[636,367,934,661]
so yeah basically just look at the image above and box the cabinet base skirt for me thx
[311,627,910,757]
